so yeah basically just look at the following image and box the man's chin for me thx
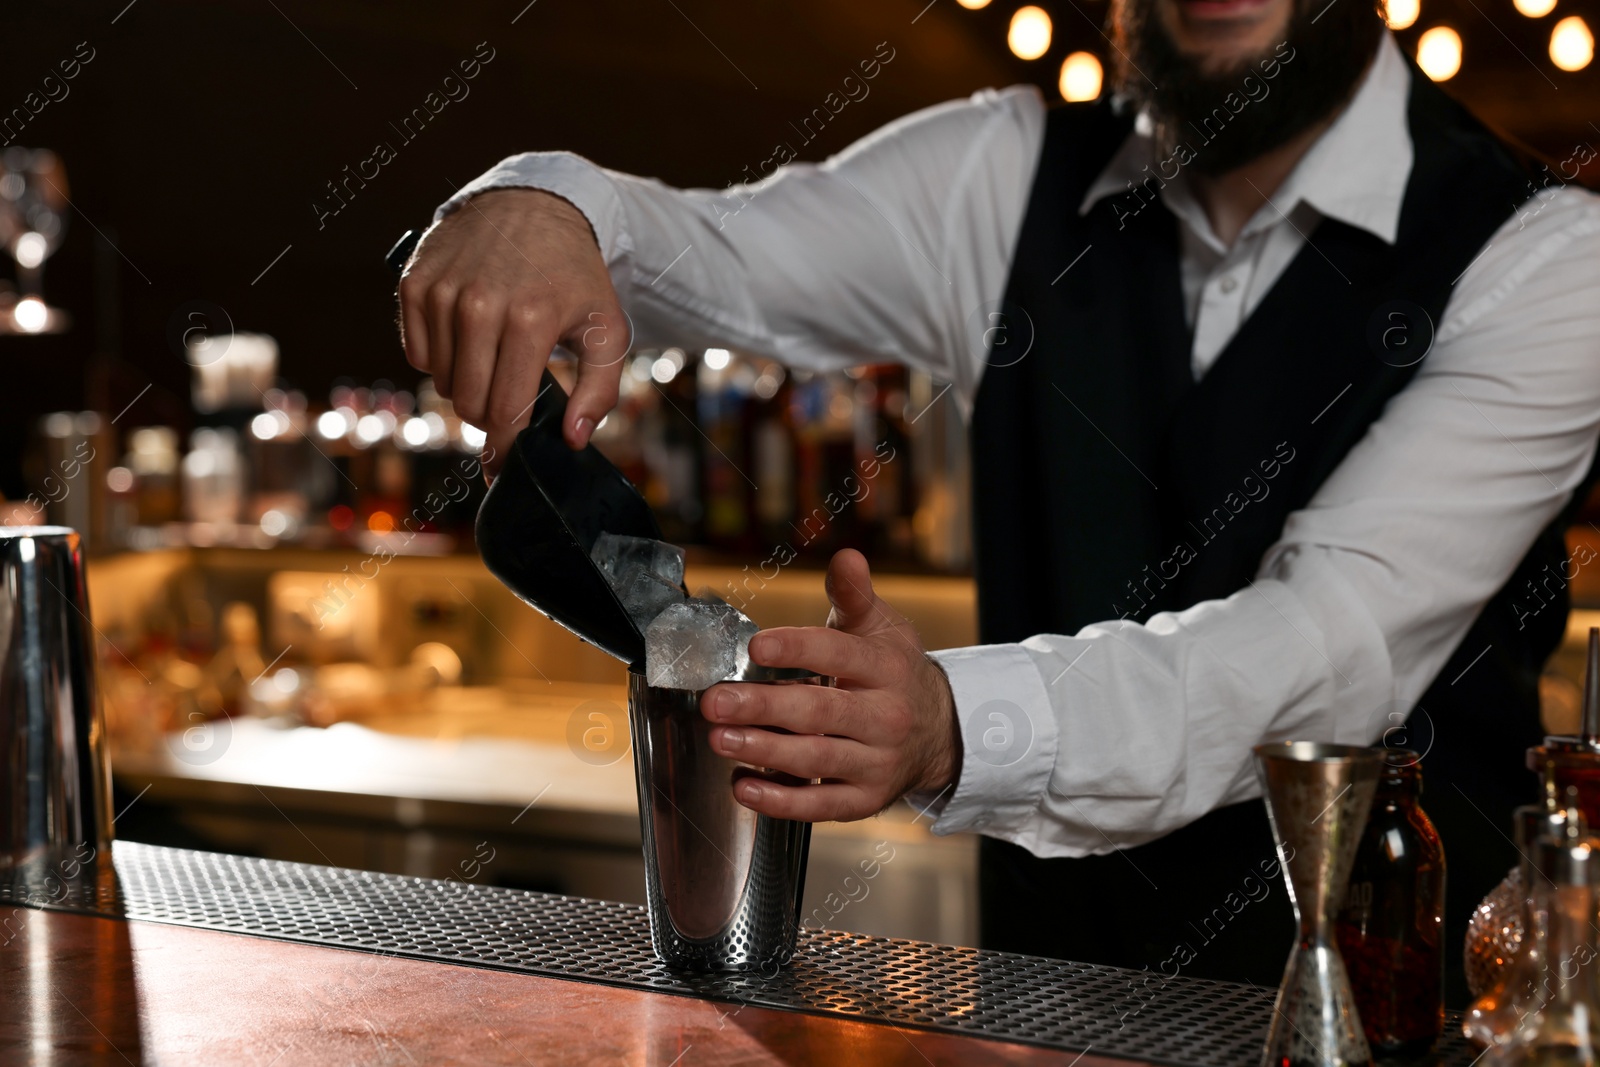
[1163,0,1291,72]
[1119,0,1382,176]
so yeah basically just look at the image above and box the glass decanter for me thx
[1465,806,1574,1047]
[1474,629,1600,1000]
[1488,836,1600,1066]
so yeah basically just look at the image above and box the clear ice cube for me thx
[729,611,760,679]
[645,598,761,691]
[591,532,685,588]
[591,532,688,632]
[618,569,685,632]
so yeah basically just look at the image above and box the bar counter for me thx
[3,843,1486,1066]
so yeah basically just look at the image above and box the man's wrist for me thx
[921,643,1059,837]
[433,151,627,266]
[923,655,962,793]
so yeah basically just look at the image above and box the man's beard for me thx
[1111,0,1384,175]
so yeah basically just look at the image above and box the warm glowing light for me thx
[401,416,431,447]
[316,410,347,439]
[1059,52,1103,101]
[183,449,215,478]
[259,509,289,537]
[651,356,678,383]
[957,0,992,7]
[106,466,135,493]
[703,348,731,370]
[1384,0,1420,30]
[1416,26,1462,80]
[1514,0,1557,18]
[1551,16,1594,70]
[13,296,47,333]
[14,231,47,269]
[355,413,385,444]
[367,510,395,534]
[328,504,354,531]
[1008,6,1052,60]
[459,422,487,450]
[250,412,280,440]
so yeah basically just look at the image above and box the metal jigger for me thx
[1255,742,1383,1067]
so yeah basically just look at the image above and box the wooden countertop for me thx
[2,909,1135,1066]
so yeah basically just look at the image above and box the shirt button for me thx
[1219,274,1240,294]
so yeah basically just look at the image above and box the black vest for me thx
[971,70,1574,998]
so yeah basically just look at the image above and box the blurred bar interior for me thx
[2,0,1596,947]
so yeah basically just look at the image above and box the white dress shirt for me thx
[438,32,1600,857]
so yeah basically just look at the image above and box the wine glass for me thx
[0,146,70,334]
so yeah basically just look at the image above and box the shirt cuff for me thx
[922,643,1059,840]
[432,151,632,267]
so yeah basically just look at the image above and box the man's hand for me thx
[397,189,631,477]
[701,549,962,822]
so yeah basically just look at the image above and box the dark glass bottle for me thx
[1336,751,1446,1057]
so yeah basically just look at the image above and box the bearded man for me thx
[398,0,1600,997]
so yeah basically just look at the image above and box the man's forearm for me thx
[431,86,1047,398]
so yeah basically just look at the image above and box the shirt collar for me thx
[1078,32,1413,247]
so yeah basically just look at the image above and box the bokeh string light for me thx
[1008,6,1053,60]
[1550,15,1595,71]
[1416,25,1463,80]
[1385,0,1421,30]
[1059,51,1103,101]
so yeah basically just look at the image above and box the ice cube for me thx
[591,532,685,589]
[729,611,760,679]
[618,568,685,632]
[645,598,761,691]
[592,532,688,633]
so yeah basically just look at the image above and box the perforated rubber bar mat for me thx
[4,843,1484,1066]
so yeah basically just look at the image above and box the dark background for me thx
[2,0,1596,497]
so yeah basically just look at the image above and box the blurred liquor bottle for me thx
[35,410,106,544]
[852,365,914,559]
[697,348,756,553]
[125,428,180,525]
[750,362,796,549]
[629,349,703,546]
[788,370,862,561]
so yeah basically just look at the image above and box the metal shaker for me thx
[629,666,819,972]
[0,527,114,868]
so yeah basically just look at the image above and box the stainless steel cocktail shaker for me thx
[1,527,114,868]
[629,667,817,972]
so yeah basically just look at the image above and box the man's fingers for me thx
[398,269,431,372]
[710,728,874,783]
[562,305,630,449]
[748,626,895,687]
[448,288,504,427]
[425,281,458,401]
[824,549,881,633]
[703,681,863,739]
[478,312,554,482]
[731,779,880,823]
[490,307,556,432]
